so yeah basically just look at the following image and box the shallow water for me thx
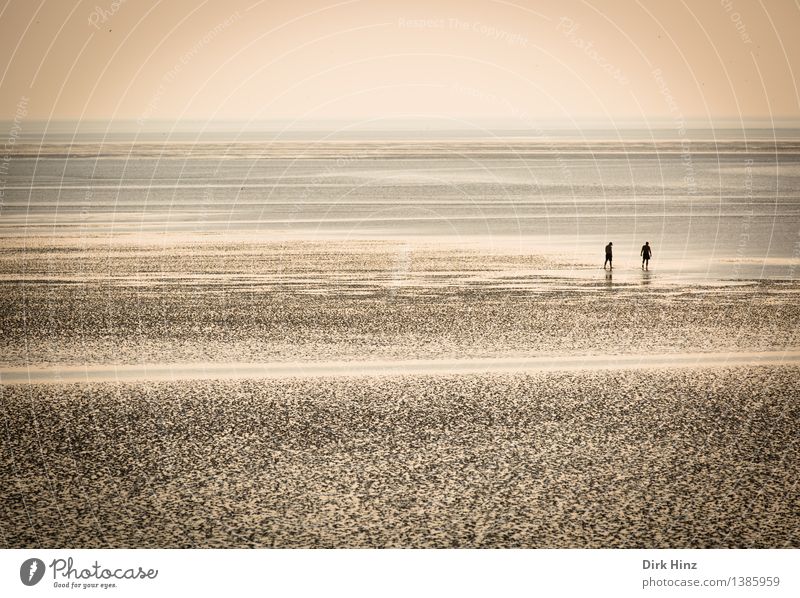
[3,350,798,384]
[3,137,799,281]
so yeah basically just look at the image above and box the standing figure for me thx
[603,242,613,270]
[641,241,652,270]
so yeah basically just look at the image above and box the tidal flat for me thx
[2,239,799,367]
[1,238,798,548]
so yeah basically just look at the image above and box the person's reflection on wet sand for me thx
[605,269,613,289]
[641,270,652,286]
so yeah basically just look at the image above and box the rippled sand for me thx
[2,367,798,548]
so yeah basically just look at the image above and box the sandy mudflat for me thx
[1,366,798,548]
[1,237,799,548]
[2,239,800,367]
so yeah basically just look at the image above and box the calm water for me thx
[2,134,799,279]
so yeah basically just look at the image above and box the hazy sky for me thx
[1,0,798,128]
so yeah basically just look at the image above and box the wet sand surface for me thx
[2,238,799,547]
[3,238,799,367]
[3,351,800,384]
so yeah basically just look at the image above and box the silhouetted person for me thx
[641,241,652,270]
[603,242,613,269]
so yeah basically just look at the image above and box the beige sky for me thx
[1,0,798,127]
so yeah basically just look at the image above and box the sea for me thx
[2,126,799,281]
